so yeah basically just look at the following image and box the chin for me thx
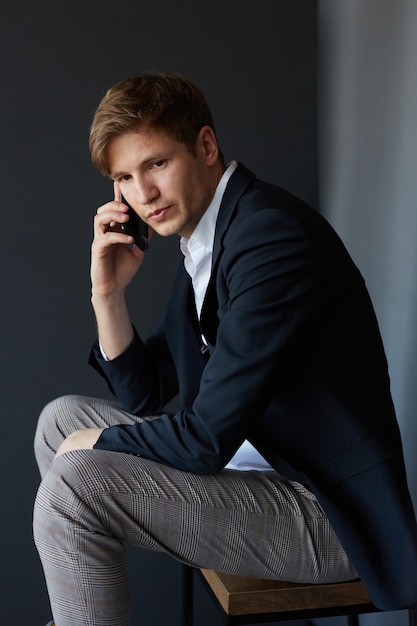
[152,222,182,238]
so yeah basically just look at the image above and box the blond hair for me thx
[89,71,219,175]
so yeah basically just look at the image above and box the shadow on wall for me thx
[318,0,417,515]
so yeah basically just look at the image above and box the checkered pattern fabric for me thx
[34,395,356,625]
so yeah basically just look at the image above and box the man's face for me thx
[107,126,222,239]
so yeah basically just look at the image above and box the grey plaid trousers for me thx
[33,394,356,625]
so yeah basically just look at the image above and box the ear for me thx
[197,125,219,165]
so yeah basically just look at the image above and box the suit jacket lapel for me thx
[166,264,202,346]
[200,163,256,345]
[211,163,255,268]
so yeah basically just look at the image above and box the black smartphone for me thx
[120,194,149,251]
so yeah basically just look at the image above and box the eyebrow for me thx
[110,152,172,180]
[110,170,129,180]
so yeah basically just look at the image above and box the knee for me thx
[34,395,84,478]
[33,453,82,543]
[35,396,65,450]
[34,450,106,543]
[36,394,83,439]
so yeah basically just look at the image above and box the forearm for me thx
[92,288,134,360]
[90,190,145,360]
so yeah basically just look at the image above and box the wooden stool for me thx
[182,566,417,626]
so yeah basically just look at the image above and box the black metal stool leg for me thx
[347,615,360,626]
[409,603,417,626]
[182,564,194,626]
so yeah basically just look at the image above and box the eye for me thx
[151,159,166,169]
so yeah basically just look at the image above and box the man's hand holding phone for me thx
[91,184,152,292]
[90,187,150,360]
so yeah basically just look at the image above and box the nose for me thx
[133,176,159,205]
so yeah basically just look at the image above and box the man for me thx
[34,71,417,625]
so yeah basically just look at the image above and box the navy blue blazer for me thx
[91,164,417,610]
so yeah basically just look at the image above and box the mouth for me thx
[147,206,173,223]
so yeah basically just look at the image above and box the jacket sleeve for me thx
[89,318,179,415]
[93,205,326,473]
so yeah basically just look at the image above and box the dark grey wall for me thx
[0,1,317,623]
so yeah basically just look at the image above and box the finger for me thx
[92,228,135,252]
[96,199,126,215]
[114,180,122,203]
[94,209,129,239]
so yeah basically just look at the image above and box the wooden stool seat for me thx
[200,569,372,617]
[182,566,417,626]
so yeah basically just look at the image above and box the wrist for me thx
[91,290,134,361]
[91,286,126,309]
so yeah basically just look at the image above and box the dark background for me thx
[0,1,317,623]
